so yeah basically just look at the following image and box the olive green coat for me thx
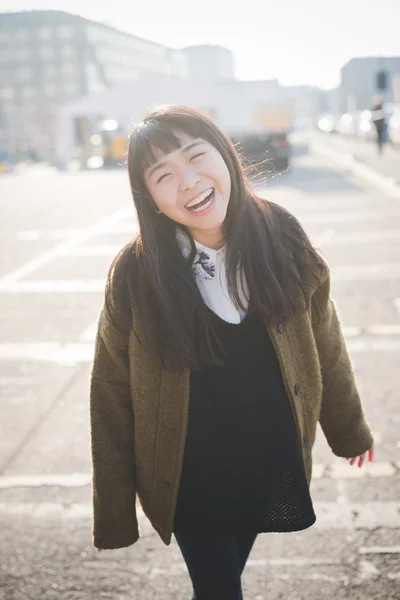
[89,268,373,549]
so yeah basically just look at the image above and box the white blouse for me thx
[176,228,249,324]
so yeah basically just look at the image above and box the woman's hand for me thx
[345,444,374,468]
[96,548,103,552]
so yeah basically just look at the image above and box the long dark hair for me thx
[106,104,327,371]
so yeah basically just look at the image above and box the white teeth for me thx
[186,188,213,208]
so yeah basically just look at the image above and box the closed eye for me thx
[156,173,172,184]
[190,152,206,161]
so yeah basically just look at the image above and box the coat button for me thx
[277,323,285,334]
[303,438,308,449]
[294,383,301,396]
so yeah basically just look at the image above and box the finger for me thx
[350,457,357,466]
[358,456,365,468]
[369,445,374,463]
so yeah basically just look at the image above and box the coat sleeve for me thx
[311,271,374,458]
[90,302,139,549]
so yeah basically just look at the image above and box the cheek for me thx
[148,183,176,212]
[214,158,231,199]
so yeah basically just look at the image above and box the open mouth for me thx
[185,188,214,213]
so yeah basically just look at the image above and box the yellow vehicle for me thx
[99,120,127,168]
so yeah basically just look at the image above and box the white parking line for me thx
[331,263,400,282]
[59,245,122,257]
[1,263,399,293]
[0,342,94,363]
[0,206,132,289]
[1,325,400,362]
[1,501,399,529]
[346,338,400,352]
[302,210,400,225]
[313,229,400,246]
[0,280,105,293]
[0,463,396,489]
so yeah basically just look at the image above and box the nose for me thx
[178,168,200,192]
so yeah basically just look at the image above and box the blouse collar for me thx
[176,227,226,281]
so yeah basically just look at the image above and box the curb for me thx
[311,138,400,202]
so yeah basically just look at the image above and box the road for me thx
[0,144,399,600]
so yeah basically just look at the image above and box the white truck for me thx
[213,80,294,173]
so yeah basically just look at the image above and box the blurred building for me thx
[340,56,400,112]
[181,45,235,80]
[0,10,188,160]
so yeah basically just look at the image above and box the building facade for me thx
[0,10,188,159]
[340,56,400,112]
[181,45,235,80]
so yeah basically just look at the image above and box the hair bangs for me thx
[131,113,211,174]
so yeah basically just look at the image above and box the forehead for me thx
[149,132,198,163]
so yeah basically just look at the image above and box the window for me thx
[58,26,75,40]
[0,87,14,100]
[38,46,55,60]
[60,45,75,59]
[20,87,37,99]
[38,27,53,41]
[15,48,30,61]
[15,66,33,80]
[43,66,57,78]
[63,82,80,96]
[44,83,57,96]
[61,62,78,76]
[15,29,30,42]
[0,49,10,62]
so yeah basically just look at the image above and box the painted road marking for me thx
[329,462,397,478]
[346,338,400,352]
[1,264,399,293]
[342,325,400,337]
[0,280,105,293]
[59,245,122,257]
[301,210,400,225]
[0,206,132,289]
[331,263,400,282]
[313,229,400,246]
[0,342,94,363]
[1,331,400,363]
[1,501,399,529]
[0,463,397,489]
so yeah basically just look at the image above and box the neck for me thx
[188,226,225,250]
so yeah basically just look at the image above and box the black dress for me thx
[173,308,316,533]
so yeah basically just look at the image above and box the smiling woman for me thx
[142,133,231,248]
[90,104,374,600]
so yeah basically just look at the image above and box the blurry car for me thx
[357,110,374,140]
[388,106,400,146]
[317,114,338,134]
[336,112,360,136]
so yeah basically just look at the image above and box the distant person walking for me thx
[371,95,387,155]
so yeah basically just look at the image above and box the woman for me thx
[90,104,374,599]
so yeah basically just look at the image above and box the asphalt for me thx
[0,141,399,600]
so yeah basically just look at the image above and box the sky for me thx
[1,0,400,89]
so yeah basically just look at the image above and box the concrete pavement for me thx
[0,146,399,599]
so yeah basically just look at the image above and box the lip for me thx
[185,187,214,209]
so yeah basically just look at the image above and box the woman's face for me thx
[143,132,231,246]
